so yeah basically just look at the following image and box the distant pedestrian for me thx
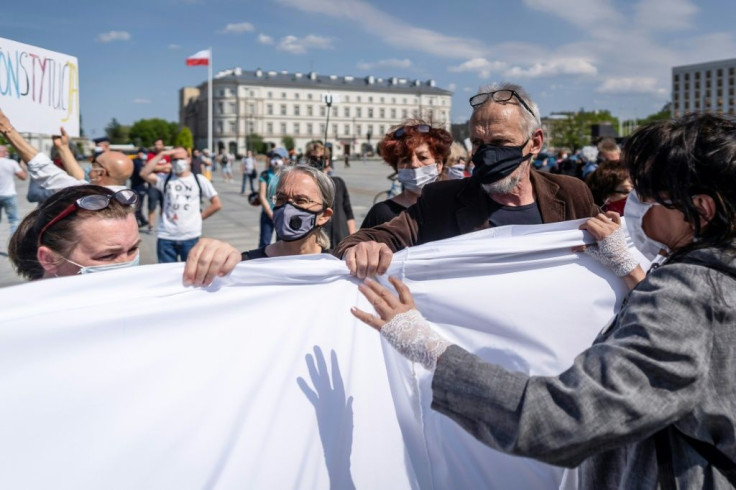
[130,147,149,228]
[0,145,27,235]
[241,150,257,194]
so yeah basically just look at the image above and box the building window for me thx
[248,122,255,134]
[249,90,255,97]
[307,123,313,135]
[267,104,273,115]
[281,92,287,99]
[344,107,350,117]
[357,96,362,102]
[267,91,273,98]
[380,97,385,103]
[391,108,396,119]
[332,124,338,136]
[356,124,362,135]
[218,102,224,114]
[217,121,223,133]
[379,108,385,118]
[392,97,396,104]
[403,98,407,104]
[332,107,338,117]
[356,107,362,117]
[368,96,373,103]
[344,95,350,102]
[307,105,313,116]
[402,109,408,118]
[280,122,287,134]
[308,93,313,100]
[229,102,237,113]
[379,125,385,135]
[248,103,255,115]
[344,124,350,135]
[294,123,300,135]
[229,121,236,133]
[295,93,300,99]
[368,108,374,118]
[294,105,300,116]
[320,123,325,134]
[280,104,287,116]
[320,106,326,117]
[267,122,273,134]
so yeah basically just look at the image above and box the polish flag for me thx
[186,49,210,66]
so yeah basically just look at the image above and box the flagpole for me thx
[207,47,213,154]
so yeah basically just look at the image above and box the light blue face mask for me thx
[63,253,140,274]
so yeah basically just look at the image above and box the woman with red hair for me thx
[361,121,453,228]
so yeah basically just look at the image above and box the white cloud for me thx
[220,22,255,34]
[505,58,598,78]
[356,58,412,70]
[277,34,333,54]
[448,58,507,79]
[132,98,152,104]
[595,77,667,96]
[447,83,457,92]
[97,31,131,43]
[168,44,180,50]
[634,0,697,31]
[258,34,274,45]
[274,0,485,59]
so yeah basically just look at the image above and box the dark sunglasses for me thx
[468,89,535,118]
[392,124,431,139]
[38,189,138,245]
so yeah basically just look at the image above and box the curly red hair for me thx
[378,120,453,171]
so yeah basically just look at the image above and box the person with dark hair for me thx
[8,185,140,279]
[351,113,736,488]
[361,120,452,229]
[585,160,632,215]
[335,83,598,278]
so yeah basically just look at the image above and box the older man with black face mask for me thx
[141,147,222,263]
[334,82,599,278]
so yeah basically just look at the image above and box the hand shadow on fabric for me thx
[297,346,356,490]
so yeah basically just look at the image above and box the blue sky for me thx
[2,0,735,138]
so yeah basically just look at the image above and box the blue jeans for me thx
[0,194,20,234]
[259,211,274,248]
[157,237,199,263]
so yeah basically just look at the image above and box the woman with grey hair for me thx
[242,164,334,259]
[182,165,335,285]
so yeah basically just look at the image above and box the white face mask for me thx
[624,191,671,261]
[397,165,439,193]
[172,159,188,174]
[447,164,466,180]
[64,253,140,274]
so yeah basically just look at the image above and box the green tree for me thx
[105,118,131,144]
[174,127,194,149]
[281,135,295,151]
[548,110,620,151]
[129,118,180,147]
[248,133,267,154]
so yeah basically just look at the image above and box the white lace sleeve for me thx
[380,309,452,371]
[584,227,640,277]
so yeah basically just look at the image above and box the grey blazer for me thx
[432,246,736,489]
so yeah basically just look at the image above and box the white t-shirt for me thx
[242,157,255,173]
[0,157,23,196]
[155,173,217,241]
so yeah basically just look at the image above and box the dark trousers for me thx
[258,211,274,248]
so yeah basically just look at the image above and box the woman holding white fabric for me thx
[351,113,736,488]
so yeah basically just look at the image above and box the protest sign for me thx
[0,37,80,136]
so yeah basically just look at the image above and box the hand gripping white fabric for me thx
[584,227,640,277]
[380,309,452,371]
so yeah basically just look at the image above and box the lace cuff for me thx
[585,227,640,277]
[381,309,452,371]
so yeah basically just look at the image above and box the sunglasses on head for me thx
[392,124,431,139]
[468,89,535,118]
[38,189,138,245]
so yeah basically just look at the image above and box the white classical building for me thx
[180,67,453,156]
[672,58,736,118]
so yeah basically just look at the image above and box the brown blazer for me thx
[334,170,599,257]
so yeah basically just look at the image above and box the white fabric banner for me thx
[0,220,642,489]
[0,37,80,136]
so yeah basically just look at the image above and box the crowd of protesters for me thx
[1,76,736,488]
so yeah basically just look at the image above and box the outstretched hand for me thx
[52,127,69,148]
[350,276,415,330]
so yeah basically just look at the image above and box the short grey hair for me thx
[276,164,335,249]
[471,82,542,137]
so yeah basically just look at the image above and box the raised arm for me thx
[52,127,84,180]
[0,108,39,163]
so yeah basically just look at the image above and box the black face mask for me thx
[471,139,532,184]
